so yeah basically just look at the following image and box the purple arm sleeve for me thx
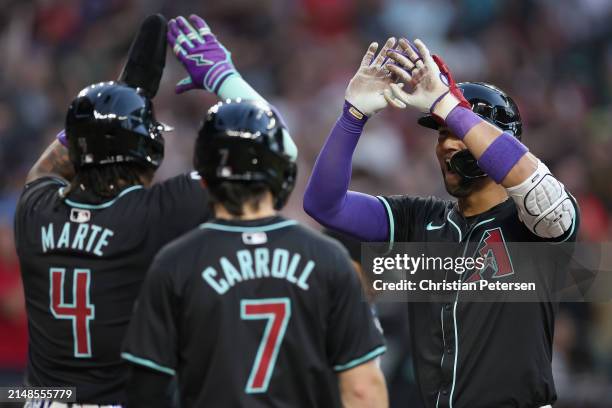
[303,102,389,242]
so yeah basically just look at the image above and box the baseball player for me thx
[14,82,212,406]
[15,13,282,406]
[303,37,579,407]
[121,100,388,408]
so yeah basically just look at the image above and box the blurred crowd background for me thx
[0,0,611,406]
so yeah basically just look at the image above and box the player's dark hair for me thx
[69,163,153,198]
[207,181,271,217]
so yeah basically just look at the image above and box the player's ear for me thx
[199,178,207,189]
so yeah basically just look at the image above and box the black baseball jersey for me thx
[377,195,579,408]
[14,173,210,404]
[122,215,385,408]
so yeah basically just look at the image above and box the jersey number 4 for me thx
[240,298,291,394]
[49,268,95,358]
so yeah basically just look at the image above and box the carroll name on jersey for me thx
[41,222,114,256]
[202,247,314,295]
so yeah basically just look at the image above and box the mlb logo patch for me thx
[70,208,91,223]
[242,232,267,245]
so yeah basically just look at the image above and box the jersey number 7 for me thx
[240,298,291,394]
[49,268,95,358]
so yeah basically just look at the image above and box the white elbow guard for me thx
[506,161,576,239]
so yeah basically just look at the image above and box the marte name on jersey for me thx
[41,222,114,256]
[202,247,314,295]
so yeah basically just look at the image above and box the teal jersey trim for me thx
[449,300,460,408]
[447,216,495,408]
[121,352,176,376]
[446,210,462,242]
[377,196,395,247]
[333,345,387,372]
[200,219,298,233]
[60,185,144,210]
[436,306,445,408]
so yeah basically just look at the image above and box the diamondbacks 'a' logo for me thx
[466,227,514,282]
[187,54,214,66]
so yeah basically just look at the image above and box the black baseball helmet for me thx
[65,81,167,169]
[194,99,298,210]
[418,82,522,139]
[419,82,522,180]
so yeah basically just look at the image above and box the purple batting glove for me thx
[167,15,239,94]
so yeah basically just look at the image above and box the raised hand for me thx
[383,38,470,120]
[345,37,397,117]
[167,15,238,94]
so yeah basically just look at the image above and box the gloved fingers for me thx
[168,18,181,39]
[167,28,187,57]
[360,42,379,68]
[389,82,413,105]
[372,37,396,68]
[169,17,194,49]
[384,88,407,109]
[414,39,435,70]
[386,50,416,73]
[189,15,216,43]
[177,16,204,45]
[400,38,421,55]
[385,63,413,84]
[398,38,422,66]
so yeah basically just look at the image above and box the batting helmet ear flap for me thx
[273,161,297,210]
[447,150,487,180]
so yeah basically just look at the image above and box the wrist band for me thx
[340,101,368,133]
[444,106,481,139]
[204,62,237,92]
[478,132,528,183]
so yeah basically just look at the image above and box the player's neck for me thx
[458,182,508,217]
[214,193,277,221]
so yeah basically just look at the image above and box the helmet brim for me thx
[417,82,523,137]
[417,115,440,131]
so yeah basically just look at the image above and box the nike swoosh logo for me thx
[426,221,445,231]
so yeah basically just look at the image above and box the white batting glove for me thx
[345,37,397,117]
[383,39,470,120]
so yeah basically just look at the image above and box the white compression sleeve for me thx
[217,75,266,102]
